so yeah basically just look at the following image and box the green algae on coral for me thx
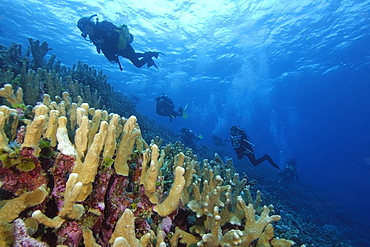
[0,149,36,172]
[39,140,55,158]
[102,157,114,169]
[15,158,35,172]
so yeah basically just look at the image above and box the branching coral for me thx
[0,84,295,246]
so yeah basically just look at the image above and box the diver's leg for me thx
[172,109,182,117]
[236,151,244,160]
[146,51,159,58]
[248,153,279,169]
[255,154,280,169]
[119,45,147,68]
[137,52,159,58]
[129,53,158,69]
[248,154,261,166]
[133,50,159,68]
[120,45,158,68]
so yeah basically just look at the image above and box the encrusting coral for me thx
[0,83,295,246]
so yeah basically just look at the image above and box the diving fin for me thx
[145,51,165,59]
[149,51,159,59]
[198,134,203,140]
[181,104,188,119]
[147,58,159,69]
[182,109,188,119]
[148,51,166,58]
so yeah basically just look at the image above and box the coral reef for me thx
[0,40,178,145]
[0,84,294,246]
[0,39,136,118]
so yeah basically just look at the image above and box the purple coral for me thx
[15,126,26,144]
[13,218,48,247]
[50,153,76,210]
[100,175,132,245]
[84,165,114,240]
[55,221,82,247]
[159,216,172,233]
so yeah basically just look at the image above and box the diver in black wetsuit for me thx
[156,94,184,122]
[180,128,202,150]
[77,14,160,70]
[229,126,280,170]
[279,158,298,182]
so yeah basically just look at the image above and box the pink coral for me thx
[50,153,76,210]
[13,218,48,247]
[55,221,82,247]
[99,175,132,245]
[159,216,172,233]
[15,126,26,144]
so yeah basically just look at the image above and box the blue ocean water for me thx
[1,0,370,244]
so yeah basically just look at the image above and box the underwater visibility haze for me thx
[1,0,370,245]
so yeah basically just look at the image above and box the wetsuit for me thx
[88,21,157,69]
[231,128,280,169]
[156,96,182,121]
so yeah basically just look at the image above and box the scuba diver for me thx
[77,14,161,71]
[180,128,202,150]
[279,158,298,182]
[228,126,280,170]
[156,94,187,122]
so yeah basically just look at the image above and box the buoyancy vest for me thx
[93,22,133,51]
[116,24,133,50]
[231,135,242,149]
[231,130,254,153]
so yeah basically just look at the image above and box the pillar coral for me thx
[114,115,141,176]
[141,144,160,204]
[109,208,140,245]
[0,83,23,106]
[72,119,108,201]
[75,110,89,158]
[141,145,186,217]
[0,109,10,150]
[0,86,295,246]
[180,156,197,205]
[154,165,186,217]
[103,113,119,159]
[44,109,59,147]
[0,186,47,246]
[32,173,84,227]
[0,185,47,222]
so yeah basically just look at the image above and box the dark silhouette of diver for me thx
[279,158,298,182]
[77,14,160,71]
[180,128,202,150]
[156,94,185,122]
[228,126,280,170]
